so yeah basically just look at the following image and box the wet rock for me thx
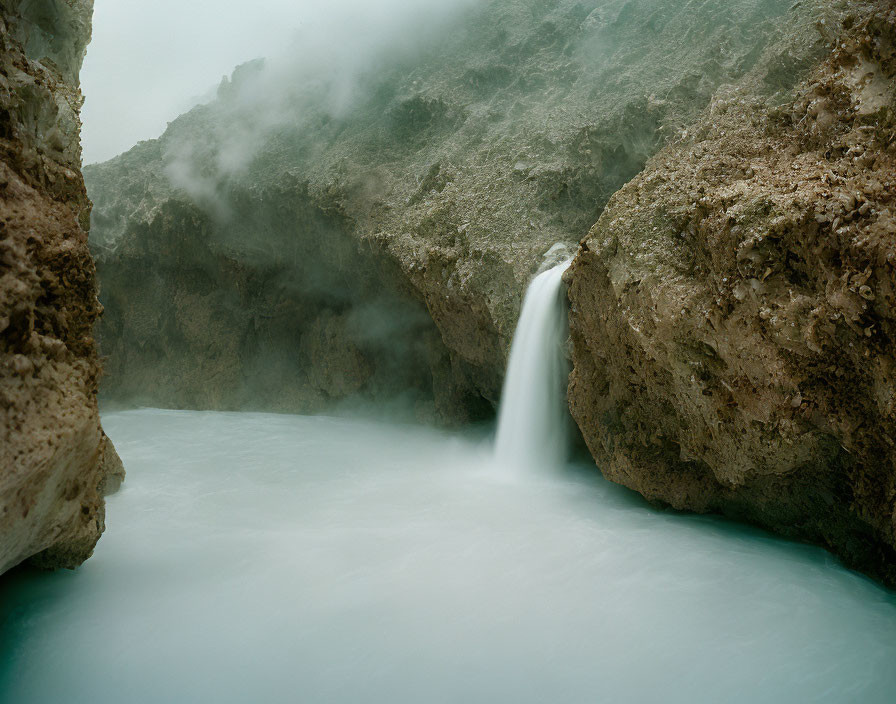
[98,435,125,496]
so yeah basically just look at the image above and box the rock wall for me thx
[82,0,896,585]
[568,1,896,586]
[86,0,820,423]
[0,0,119,575]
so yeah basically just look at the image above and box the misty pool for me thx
[2,409,895,703]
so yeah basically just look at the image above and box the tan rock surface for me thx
[568,1,896,585]
[1,0,119,574]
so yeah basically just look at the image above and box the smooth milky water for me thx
[495,259,573,472]
[2,409,896,703]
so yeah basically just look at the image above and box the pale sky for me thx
[80,0,479,165]
[81,0,320,164]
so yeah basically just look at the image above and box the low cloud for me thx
[83,0,480,165]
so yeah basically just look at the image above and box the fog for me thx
[4,410,896,702]
[81,0,479,164]
[82,0,491,419]
[82,0,299,164]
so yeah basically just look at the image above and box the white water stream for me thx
[1,409,895,703]
[495,259,573,471]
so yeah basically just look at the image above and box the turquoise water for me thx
[2,409,895,703]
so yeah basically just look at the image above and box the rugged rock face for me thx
[0,0,119,575]
[86,0,822,423]
[568,1,896,586]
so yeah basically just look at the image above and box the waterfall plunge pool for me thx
[2,409,896,703]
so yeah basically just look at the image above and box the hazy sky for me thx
[81,0,316,164]
[81,0,479,165]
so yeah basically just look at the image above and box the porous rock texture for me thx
[568,1,896,586]
[1,0,120,576]
[86,0,826,423]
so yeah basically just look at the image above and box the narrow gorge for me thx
[2,0,896,700]
[86,0,831,422]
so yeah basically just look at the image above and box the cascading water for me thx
[494,257,574,472]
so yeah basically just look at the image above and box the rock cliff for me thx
[1,0,119,575]
[85,0,896,584]
[86,0,820,423]
[568,0,896,586]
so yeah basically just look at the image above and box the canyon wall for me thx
[84,0,896,584]
[86,0,821,423]
[568,0,896,586]
[0,0,119,575]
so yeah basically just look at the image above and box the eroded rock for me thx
[86,0,825,423]
[1,0,117,574]
[568,1,896,586]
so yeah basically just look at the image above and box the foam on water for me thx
[1,409,895,703]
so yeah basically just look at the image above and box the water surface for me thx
[2,409,895,703]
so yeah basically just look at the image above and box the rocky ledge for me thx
[1,0,121,576]
[568,0,896,586]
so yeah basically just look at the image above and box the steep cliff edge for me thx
[1,0,120,575]
[568,1,896,585]
[86,0,826,422]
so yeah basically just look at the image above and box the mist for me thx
[7,0,896,701]
[86,0,817,422]
[6,409,896,703]
[81,0,480,165]
[83,0,493,421]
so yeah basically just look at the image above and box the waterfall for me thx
[495,258,573,471]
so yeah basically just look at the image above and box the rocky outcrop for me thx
[1,0,119,575]
[86,0,822,423]
[568,1,896,586]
